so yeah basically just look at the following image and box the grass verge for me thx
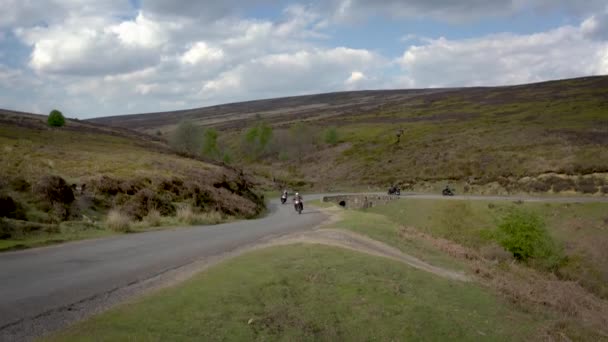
[50,245,542,341]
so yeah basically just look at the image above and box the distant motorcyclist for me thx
[442,184,454,196]
[280,189,288,204]
[293,192,304,213]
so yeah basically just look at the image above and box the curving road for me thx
[0,198,327,336]
[1,193,606,339]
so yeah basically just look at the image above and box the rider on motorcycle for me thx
[293,192,302,202]
[281,189,288,198]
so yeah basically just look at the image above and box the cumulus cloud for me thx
[0,0,132,27]
[325,0,608,22]
[16,15,162,76]
[198,47,381,102]
[180,42,224,65]
[0,0,607,118]
[582,12,608,41]
[398,23,608,87]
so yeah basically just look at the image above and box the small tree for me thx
[47,109,65,127]
[241,121,273,159]
[324,126,339,145]
[169,120,203,155]
[202,128,220,159]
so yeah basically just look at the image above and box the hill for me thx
[0,110,264,250]
[88,76,608,194]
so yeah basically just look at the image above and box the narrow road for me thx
[0,199,327,333]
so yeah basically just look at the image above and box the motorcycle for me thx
[442,187,455,196]
[294,199,303,214]
[280,194,287,204]
[388,186,401,196]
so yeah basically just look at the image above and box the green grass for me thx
[51,245,543,341]
[365,199,608,299]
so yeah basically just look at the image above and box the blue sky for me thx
[0,0,607,118]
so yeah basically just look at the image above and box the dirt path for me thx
[260,228,470,282]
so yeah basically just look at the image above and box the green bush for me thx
[47,109,66,127]
[323,126,339,145]
[169,120,203,155]
[495,208,563,269]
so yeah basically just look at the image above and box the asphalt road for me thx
[0,198,327,330]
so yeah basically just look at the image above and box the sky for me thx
[0,1,607,118]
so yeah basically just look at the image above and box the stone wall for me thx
[322,194,400,209]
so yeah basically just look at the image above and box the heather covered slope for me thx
[0,110,264,250]
[89,76,608,193]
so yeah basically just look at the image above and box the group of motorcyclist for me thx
[282,189,304,214]
[388,184,455,196]
[284,183,455,215]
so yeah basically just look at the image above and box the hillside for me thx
[0,110,264,250]
[88,76,608,194]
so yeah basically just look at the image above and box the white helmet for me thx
[295,192,299,196]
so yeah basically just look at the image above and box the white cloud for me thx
[582,12,608,41]
[325,0,608,22]
[198,47,381,102]
[397,23,608,87]
[0,0,131,27]
[0,1,607,118]
[107,13,167,48]
[181,42,224,65]
[17,15,162,76]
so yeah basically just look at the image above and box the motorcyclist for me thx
[281,189,288,198]
[293,192,302,202]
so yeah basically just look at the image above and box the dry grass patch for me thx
[142,208,162,227]
[105,209,131,232]
[176,205,224,226]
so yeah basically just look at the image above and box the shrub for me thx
[169,120,203,156]
[105,209,131,232]
[0,194,26,220]
[34,175,75,205]
[548,176,574,192]
[323,126,339,145]
[575,177,598,194]
[495,208,562,269]
[122,188,175,219]
[202,128,220,159]
[47,109,66,127]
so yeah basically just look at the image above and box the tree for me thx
[169,120,203,155]
[47,109,65,127]
[242,121,273,159]
[202,128,220,159]
[324,126,339,145]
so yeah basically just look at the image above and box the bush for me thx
[47,109,66,127]
[169,120,204,155]
[105,209,131,232]
[495,208,562,269]
[323,127,339,145]
[34,175,75,205]
[0,194,26,220]
[122,188,175,220]
[575,177,598,194]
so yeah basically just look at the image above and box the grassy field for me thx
[0,112,264,250]
[359,198,608,299]
[50,245,543,342]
